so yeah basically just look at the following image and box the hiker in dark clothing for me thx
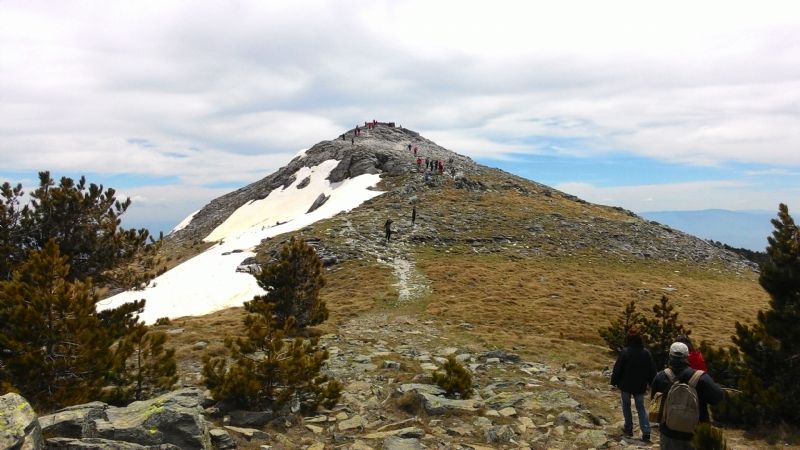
[351,137,354,145]
[384,218,393,243]
[651,342,724,449]
[411,205,416,226]
[408,144,412,152]
[611,327,657,442]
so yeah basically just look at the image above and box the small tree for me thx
[250,237,327,328]
[106,324,178,405]
[643,295,690,369]
[202,300,341,412]
[598,300,644,353]
[599,296,689,368]
[432,356,473,399]
[0,242,113,410]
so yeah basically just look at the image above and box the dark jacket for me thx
[610,343,657,395]
[651,364,724,440]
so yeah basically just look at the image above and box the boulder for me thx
[44,437,178,449]
[39,402,109,439]
[0,392,43,450]
[94,388,211,449]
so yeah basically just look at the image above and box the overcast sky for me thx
[2,0,799,234]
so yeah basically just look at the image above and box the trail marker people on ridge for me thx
[384,218,393,243]
[611,327,656,443]
[651,342,723,449]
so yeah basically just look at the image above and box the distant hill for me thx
[641,209,775,252]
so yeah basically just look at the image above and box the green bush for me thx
[432,355,473,399]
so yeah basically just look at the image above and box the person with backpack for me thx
[651,342,724,449]
[611,327,657,442]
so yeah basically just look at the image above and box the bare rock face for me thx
[0,393,43,450]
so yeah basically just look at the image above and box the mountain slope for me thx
[101,123,764,342]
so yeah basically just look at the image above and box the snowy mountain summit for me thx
[98,123,476,323]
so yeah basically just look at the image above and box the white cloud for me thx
[2,0,799,229]
[556,180,800,212]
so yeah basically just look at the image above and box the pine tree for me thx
[249,237,328,328]
[0,172,162,289]
[598,300,645,353]
[643,295,690,369]
[106,324,178,405]
[202,300,341,412]
[729,203,800,425]
[0,242,112,410]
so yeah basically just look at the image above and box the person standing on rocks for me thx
[411,205,417,226]
[651,342,723,450]
[384,218,393,243]
[416,158,422,171]
[611,327,657,443]
[351,137,354,145]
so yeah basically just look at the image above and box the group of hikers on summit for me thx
[611,328,723,449]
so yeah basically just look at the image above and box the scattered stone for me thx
[557,411,593,428]
[418,392,479,415]
[305,424,324,434]
[224,426,269,440]
[575,429,609,448]
[382,436,423,450]
[498,407,517,417]
[483,409,500,417]
[227,410,272,427]
[304,415,328,424]
[397,384,444,396]
[209,429,236,450]
[338,415,364,431]
[383,360,402,370]
[483,425,515,444]
[363,427,423,440]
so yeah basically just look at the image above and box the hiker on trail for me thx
[351,137,354,145]
[651,342,723,449]
[384,218,393,243]
[425,158,430,170]
[413,146,417,156]
[411,205,416,226]
[342,134,345,141]
[438,160,444,175]
[611,327,657,443]
[676,335,707,371]
[408,144,412,152]
[424,171,430,182]
[416,158,422,171]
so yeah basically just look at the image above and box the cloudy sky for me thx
[2,0,799,235]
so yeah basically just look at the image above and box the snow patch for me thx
[97,160,383,324]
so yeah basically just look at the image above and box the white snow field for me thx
[97,160,383,324]
[170,209,199,233]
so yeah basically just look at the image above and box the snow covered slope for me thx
[97,160,383,324]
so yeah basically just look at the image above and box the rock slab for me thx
[0,392,43,450]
